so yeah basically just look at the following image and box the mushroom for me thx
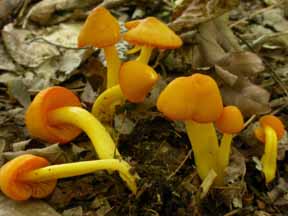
[78,7,121,88]
[254,115,285,183]
[92,60,158,121]
[123,17,183,64]
[0,154,137,201]
[215,106,244,184]
[156,73,223,181]
[25,86,138,189]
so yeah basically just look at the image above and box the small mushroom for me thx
[92,60,158,121]
[254,115,285,183]
[0,154,137,201]
[157,73,223,181]
[25,87,138,189]
[124,17,183,64]
[215,106,244,184]
[78,7,121,88]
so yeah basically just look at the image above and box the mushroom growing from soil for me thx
[157,73,223,181]
[124,17,183,64]
[78,7,121,88]
[25,86,138,188]
[254,115,285,183]
[0,154,137,201]
[215,106,244,184]
[92,60,158,122]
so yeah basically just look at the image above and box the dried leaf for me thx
[0,0,24,28]
[220,78,271,116]
[0,43,16,71]
[2,24,59,68]
[28,0,101,25]
[0,194,61,216]
[62,206,83,216]
[216,52,265,77]
[3,144,69,164]
[7,78,31,108]
[169,0,239,32]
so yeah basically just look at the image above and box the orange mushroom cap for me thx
[0,154,56,201]
[215,106,244,134]
[119,61,158,103]
[123,17,182,49]
[25,86,82,144]
[125,19,142,30]
[254,115,285,143]
[78,7,120,48]
[157,73,223,123]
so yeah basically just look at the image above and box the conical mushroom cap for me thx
[215,106,244,134]
[119,61,158,103]
[124,17,182,49]
[157,73,223,123]
[78,7,120,48]
[125,19,142,30]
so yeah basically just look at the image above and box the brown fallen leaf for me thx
[169,0,239,33]
[0,0,24,28]
[221,84,271,117]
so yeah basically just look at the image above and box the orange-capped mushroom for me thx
[215,106,244,184]
[157,73,223,182]
[124,17,182,64]
[78,7,121,88]
[254,115,285,183]
[125,19,142,30]
[0,154,56,201]
[254,115,285,143]
[0,154,138,201]
[119,61,158,103]
[25,86,81,144]
[25,87,138,189]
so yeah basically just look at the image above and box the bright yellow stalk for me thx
[48,106,120,159]
[217,133,233,185]
[19,159,137,194]
[261,126,277,183]
[136,46,153,64]
[185,120,219,181]
[104,46,121,89]
[91,85,124,122]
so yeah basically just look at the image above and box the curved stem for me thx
[91,85,125,122]
[19,159,137,194]
[185,120,219,181]
[104,46,121,89]
[126,45,141,55]
[136,46,153,64]
[217,133,233,185]
[48,106,120,159]
[261,126,278,183]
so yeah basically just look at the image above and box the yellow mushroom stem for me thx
[104,46,121,89]
[19,159,137,194]
[91,85,124,122]
[217,133,233,185]
[136,46,153,64]
[126,45,141,55]
[185,121,219,182]
[48,106,120,159]
[261,126,278,183]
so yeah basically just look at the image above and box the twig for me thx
[199,169,217,199]
[235,33,288,97]
[28,37,92,50]
[167,149,192,180]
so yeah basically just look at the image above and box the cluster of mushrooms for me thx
[0,7,285,201]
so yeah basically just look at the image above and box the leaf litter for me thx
[0,0,288,215]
